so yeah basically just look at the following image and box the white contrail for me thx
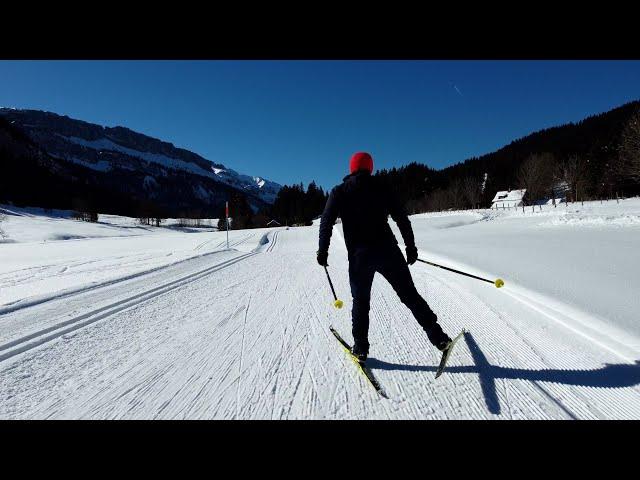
[453,84,463,96]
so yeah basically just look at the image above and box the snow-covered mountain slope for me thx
[0,108,281,204]
[1,200,639,419]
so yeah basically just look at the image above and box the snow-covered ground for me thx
[0,205,229,311]
[1,200,640,419]
[396,198,640,342]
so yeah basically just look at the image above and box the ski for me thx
[435,329,467,379]
[329,325,388,399]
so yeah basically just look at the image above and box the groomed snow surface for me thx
[1,199,640,419]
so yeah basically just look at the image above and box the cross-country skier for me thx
[318,152,453,364]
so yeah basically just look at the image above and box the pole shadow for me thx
[367,332,640,415]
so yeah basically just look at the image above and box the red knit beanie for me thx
[350,152,374,174]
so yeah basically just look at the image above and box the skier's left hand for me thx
[317,250,329,267]
[406,245,418,265]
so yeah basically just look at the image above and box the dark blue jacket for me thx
[318,170,415,255]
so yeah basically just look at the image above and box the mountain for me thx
[0,108,281,215]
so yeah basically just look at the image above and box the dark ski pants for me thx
[348,245,450,353]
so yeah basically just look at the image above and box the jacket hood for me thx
[342,170,372,183]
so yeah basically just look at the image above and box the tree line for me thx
[374,101,640,212]
[217,181,328,231]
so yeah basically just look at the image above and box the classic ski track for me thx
[467,288,589,419]
[191,231,255,252]
[414,259,640,419]
[265,230,275,252]
[265,229,280,253]
[0,251,256,365]
[477,274,640,419]
[420,268,580,419]
[501,287,638,362]
[0,247,240,317]
[420,267,588,418]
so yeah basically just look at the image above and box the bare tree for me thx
[71,198,98,222]
[558,154,588,202]
[517,153,555,203]
[462,177,482,209]
[425,189,451,212]
[618,108,640,182]
[178,218,195,227]
[448,178,465,209]
[178,215,206,228]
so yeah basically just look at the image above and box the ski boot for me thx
[349,344,368,365]
[435,330,466,378]
[437,338,452,352]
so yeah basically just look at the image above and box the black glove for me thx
[405,245,418,265]
[317,250,329,267]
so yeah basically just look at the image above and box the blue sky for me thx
[1,60,639,190]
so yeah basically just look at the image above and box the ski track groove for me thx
[0,247,240,317]
[0,252,257,365]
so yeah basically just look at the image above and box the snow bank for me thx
[397,198,640,339]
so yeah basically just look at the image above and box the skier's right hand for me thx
[405,245,418,265]
[317,250,329,267]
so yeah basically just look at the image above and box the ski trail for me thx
[1,224,639,419]
[0,247,242,317]
[0,252,256,363]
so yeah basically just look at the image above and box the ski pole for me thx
[417,258,504,288]
[323,266,344,309]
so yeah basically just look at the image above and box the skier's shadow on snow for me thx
[367,332,640,415]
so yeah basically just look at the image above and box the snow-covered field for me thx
[1,199,640,419]
[0,206,224,310]
[398,198,640,343]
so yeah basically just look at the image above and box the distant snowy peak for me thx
[209,166,280,203]
[0,108,281,204]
